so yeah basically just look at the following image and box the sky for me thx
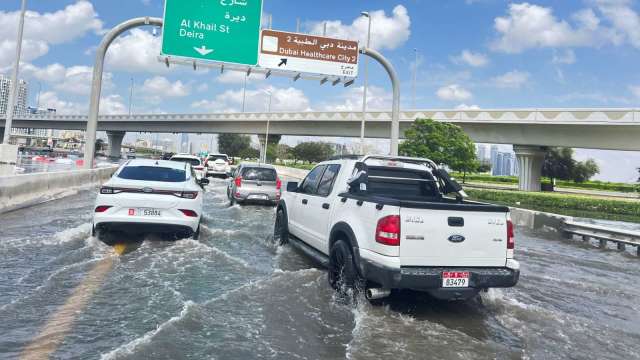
[0,0,639,182]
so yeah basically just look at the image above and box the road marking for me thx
[20,244,131,360]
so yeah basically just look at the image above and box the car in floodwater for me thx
[204,153,231,178]
[92,159,209,244]
[227,163,281,206]
[169,154,206,179]
[275,155,519,302]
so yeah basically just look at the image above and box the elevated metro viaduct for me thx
[2,108,640,191]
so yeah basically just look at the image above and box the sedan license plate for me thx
[248,194,269,200]
[130,208,162,217]
[442,271,469,288]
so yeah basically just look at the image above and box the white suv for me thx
[92,159,208,244]
[204,153,231,178]
[275,155,519,302]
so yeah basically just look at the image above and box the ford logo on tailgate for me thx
[448,234,466,243]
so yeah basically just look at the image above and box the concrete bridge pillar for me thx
[513,145,546,192]
[257,134,266,163]
[0,127,4,142]
[106,131,126,159]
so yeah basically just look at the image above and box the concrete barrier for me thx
[0,166,117,214]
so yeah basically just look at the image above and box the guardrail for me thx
[563,220,640,256]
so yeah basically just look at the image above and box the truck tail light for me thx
[276,177,282,190]
[375,215,401,246]
[94,205,112,213]
[507,220,515,250]
[234,176,242,187]
[179,209,198,217]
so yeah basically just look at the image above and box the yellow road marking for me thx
[20,244,128,359]
[113,243,127,255]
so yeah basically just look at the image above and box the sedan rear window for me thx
[118,166,187,182]
[241,167,277,181]
[171,157,200,166]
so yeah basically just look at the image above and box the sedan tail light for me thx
[175,191,198,199]
[100,187,115,194]
[375,215,401,246]
[507,220,515,250]
[276,177,282,190]
[234,176,242,187]
[179,209,198,217]
[95,205,112,213]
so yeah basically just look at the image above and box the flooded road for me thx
[1,179,639,359]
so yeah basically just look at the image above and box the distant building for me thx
[476,144,488,162]
[180,133,190,153]
[492,151,518,176]
[0,74,28,117]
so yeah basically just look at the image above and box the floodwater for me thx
[1,179,639,359]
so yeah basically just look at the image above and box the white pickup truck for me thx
[274,155,519,302]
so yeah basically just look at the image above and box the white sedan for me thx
[92,159,208,244]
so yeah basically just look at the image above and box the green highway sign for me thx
[161,0,263,66]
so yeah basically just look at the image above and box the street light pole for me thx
[412,48,417,109]
[2,0,27,144]
[128,78,134,116]
[359,11,372,154]
[263,91,272,163]
[241,73,247,112]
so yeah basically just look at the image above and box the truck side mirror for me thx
[287,182,299,192]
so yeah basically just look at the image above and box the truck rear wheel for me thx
[328,240,362,296]
[273,209,289,245]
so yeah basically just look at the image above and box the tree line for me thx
[218,134,336,163]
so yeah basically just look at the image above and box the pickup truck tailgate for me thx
[400,208,508,267]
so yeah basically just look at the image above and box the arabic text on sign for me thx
[220,0,248,6]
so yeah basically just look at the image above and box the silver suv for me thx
[227,163,281,206]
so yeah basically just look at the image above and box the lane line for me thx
[20,243,133,360]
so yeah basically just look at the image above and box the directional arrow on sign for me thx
[193,46,214,56]
[278,58,288,67]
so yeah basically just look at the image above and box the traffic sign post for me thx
[259,30,359,78]
[161,0,263,66]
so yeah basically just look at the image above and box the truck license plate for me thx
[442,271,469,288]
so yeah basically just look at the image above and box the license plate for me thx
[442,271,469,288]
[248,194,269,200]
[129,208,162,217]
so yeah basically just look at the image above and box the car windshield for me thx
[171,157,200,166]
[208,155,228,162]
[241,167,277,181]
[117,166,187,182]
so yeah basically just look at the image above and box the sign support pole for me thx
[84,17,163,169]
[359,47,400,156]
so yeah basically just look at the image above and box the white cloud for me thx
[216,70,265,84]
[456,103,481,110]
[197,83,209,93]
[491,3,618,53]
[192,86,311,113]
[38,91,126,115]
[596,0,640,48]
[629,85,640,99]
[306,5,411,50]
[451,50,489,67]
[320,86,392,111]
[106,29,167,73]
[139,76,190,105]
[552,49,576,64]
[0,1,102,67]
[38,91,84,114]
[22,63,114,96]
[491,70,530,89]
[436,84,472,101]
